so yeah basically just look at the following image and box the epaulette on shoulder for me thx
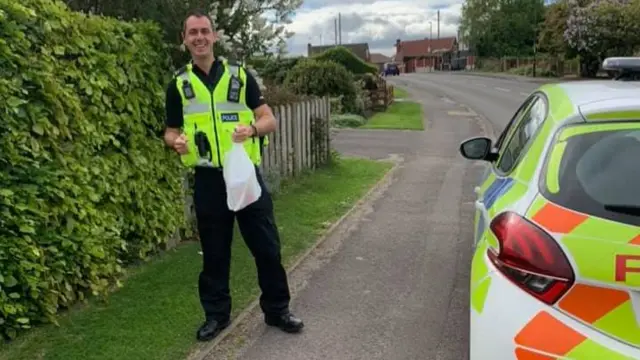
[220,56,242,68]
[173,64,190,77]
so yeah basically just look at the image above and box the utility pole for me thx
[437,10,440,39]
[338,13,342,44]
[429,21,433,71]
[334,18,338,45]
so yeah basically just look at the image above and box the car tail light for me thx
[488,211,574,305]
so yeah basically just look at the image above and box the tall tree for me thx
[460,0,545,57]
[209,0,300,62]
[537,0,571,56]
[63,0,302,66]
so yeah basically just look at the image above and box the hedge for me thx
[312,46,378,75]
[259,56,304,85]
[284,59,360,113]
[0,0,186,340]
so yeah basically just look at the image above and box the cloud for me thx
[283,0,464,57]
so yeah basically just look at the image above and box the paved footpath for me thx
[197,83,486,360]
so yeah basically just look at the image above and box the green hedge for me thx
[284,59,359,113]
[0,0,186,340]
[259,56,304,85]
[313,47,378,75]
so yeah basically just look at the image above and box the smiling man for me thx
[163,10,304,342]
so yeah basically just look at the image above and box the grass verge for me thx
[0,157,393,360]
[394,87,409,99]
[361,101,424,130]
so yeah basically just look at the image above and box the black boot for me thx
[265,312,304,333]
[196,318,231,342]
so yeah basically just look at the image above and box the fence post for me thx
[324,96,331,163]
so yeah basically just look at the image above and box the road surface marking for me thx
[476,83,487,87]
[520,92,529,96]
[448,110,477,117]
[495,87,510,92]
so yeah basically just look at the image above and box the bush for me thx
[0,0,185,339]
[354,73,379,90]
[284,59,359,113]
[263,84,308,107]
[329,97,345,114]
[259,56,304,85]
[313,46,378,75]
[331,114,367,128]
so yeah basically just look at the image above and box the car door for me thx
[472,94,547,247]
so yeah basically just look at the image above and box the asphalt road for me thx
[200,74,492,360]
[393,72,548,135]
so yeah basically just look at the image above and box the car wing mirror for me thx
[459,136,496,161]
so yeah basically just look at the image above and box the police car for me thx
[460,57,640,359]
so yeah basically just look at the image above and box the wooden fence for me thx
[369,78,394,111]
[259,96,332,191]
[476,56,581,77]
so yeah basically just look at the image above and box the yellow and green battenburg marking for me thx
[526,194,640,350]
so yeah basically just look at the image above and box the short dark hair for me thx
[182,9,214,33]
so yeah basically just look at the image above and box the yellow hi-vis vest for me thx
[174,61,264,168]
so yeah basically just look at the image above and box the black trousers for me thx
[193,166,291,322]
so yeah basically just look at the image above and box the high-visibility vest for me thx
[174,60,262,168]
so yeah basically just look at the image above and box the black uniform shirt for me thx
[165,58,266,128]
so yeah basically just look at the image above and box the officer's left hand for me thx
[232,125,254,143]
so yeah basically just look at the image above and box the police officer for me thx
[163,10,304,342]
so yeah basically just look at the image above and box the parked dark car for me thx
[384,63,400,76]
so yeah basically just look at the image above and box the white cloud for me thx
[283,0,464,57]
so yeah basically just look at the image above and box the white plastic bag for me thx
[223,142,262,211]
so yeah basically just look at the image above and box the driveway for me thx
[199,74,494,360]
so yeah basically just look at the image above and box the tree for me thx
[460,0,545,57]
[63,0,302,66]
[209,0,301,63]
[564,0,640,76]
[63,0,210,64]
[537,0,571,56]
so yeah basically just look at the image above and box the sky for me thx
[283,0,464,57]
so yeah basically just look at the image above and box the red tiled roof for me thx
[396,37,457,58]
[369,53,392,64]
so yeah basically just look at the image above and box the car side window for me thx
[496,95,547,173]
[493,96,537,152]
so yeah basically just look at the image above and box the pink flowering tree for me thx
[564,0,640,76]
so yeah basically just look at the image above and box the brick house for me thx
[393,37,458,73]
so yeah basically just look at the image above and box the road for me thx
[197,72,549,360]
[394,72,544,134]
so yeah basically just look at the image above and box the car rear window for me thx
[540,123,640,226]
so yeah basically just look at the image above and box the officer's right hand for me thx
[173,134,189,154]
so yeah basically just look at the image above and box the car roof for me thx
[539,81,640,126]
